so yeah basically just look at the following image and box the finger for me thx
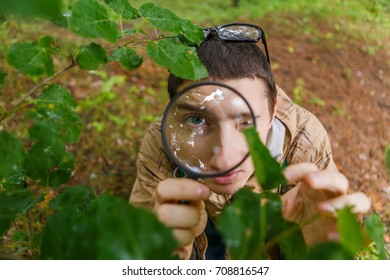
[318,192,371,215]
[172,229,195,247]
[284,163,348,195]
[283,162,318,184]
[303,170,348,195]
[157,178,210,203]
[157,203,200,228]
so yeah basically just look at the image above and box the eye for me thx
[240,119,254,128]
[237,116,255,130]
[187,115,206,126]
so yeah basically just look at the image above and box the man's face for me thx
[167,77,275,195]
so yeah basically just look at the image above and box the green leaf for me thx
[337,207,365,254]
[244,127,286,190]
[104,0,139,19]
[261,193,307,259]
[41,194,178,259]
[306,242,354,260]
[0,131,25,190]
[139,2,204,45]
[49,186,95,213]
[0,0,62,19]
[147,39,207,80]
[39,36,58,54]
[0,189,43,236]
[108,47,143,70]
[0,69,7,88]
[51,10,72,28]
[217,189,307,259]
[385,145,390,172]
[122,28,136,36]
[70,0,118,43]
[217,188,266,259]
[26,84,82,144]
[6,41,54,77]
[122,28,147,37]
[23,141,74,188]
[365,213,389,260]
[76,43,107,70]
[41,211,97,259]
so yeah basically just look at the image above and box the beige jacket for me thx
[129,86,337,259]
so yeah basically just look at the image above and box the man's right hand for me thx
[155,178,211,259]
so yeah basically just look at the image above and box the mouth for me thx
[211,170,241,185]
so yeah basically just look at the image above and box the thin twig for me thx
[0,62,77,122]
[26,210,34,257]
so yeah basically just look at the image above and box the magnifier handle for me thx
[173,167,187,179]
[173,167,205,182]
[173,167,205,204]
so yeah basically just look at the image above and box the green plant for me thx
[292,78,325,107]
[292,78,305,105]
[310,94,326,107]
[78,72,127,129]
[332,103,345,117]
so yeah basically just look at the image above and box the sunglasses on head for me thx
[201,23,270,64]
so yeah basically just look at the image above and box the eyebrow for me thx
[174,102,256,121]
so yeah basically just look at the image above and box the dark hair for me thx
[167,32,277,110]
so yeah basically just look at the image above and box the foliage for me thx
[41,189,178,259]
[291,78,325,107]
[0,0,388,260]
[0,0,205,259]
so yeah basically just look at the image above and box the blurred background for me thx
[1,0,389,254]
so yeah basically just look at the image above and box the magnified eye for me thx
[238,116,255,130]
[187,115,206,126]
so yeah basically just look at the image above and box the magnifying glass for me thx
[161,81,257,179]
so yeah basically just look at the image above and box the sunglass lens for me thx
[218,25,262,41]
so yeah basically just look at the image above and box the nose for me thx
[209,123,248,172]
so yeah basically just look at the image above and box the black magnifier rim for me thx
[161,81,257,179]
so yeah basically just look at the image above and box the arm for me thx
[282,162,371,245]
[275,88,370,245]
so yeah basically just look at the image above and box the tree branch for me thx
[0,62,78,122]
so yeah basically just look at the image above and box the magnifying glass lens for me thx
[162,82,256,178]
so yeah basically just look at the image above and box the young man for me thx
[129,23,371,259]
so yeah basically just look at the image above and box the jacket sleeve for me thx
[276,86,338,172]
[129,120,174,210]
[284,107,338,172]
